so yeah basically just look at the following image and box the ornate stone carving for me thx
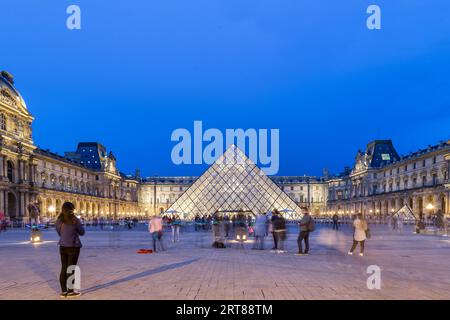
[0,89,17,107]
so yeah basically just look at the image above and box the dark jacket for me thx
[56,217,85,248]
[272,215,286,231]
[299,214,312,232]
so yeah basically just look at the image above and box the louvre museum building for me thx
[1,70,449,221]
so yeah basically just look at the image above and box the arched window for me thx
[0,113,6,131]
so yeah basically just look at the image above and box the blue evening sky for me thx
[1,0,449,177]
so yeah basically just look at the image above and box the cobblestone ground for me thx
[1,223,449,300]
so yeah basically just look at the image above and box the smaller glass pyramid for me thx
[167,145,303,220]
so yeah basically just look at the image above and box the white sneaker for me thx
[348,252,353,256]
[359,253,364,257]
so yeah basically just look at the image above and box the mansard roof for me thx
[366,140,400,168]
[35,147,93,170]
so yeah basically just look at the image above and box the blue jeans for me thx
[152,232,164,252]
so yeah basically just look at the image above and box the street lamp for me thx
[48,205,56,217]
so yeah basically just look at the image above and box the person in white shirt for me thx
[149,214,165,252]
[348,213,368,257]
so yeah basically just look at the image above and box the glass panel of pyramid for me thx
[167,145,303,220]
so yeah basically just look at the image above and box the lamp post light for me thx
[426,203,435,218]
[48,205,56,218]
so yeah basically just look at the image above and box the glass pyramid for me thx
[168,145,303,220]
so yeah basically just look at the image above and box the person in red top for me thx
[0,212,6,232]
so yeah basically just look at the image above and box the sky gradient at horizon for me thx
[1,0,449,177]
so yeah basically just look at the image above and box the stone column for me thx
[4,191,8,218]
[0,156,4,179]
[28,163,34,184]
[18,160,23,182]
[20,192,26,218]
[0,189,4,214]
[446,191,450,216]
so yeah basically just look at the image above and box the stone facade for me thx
[327,140,450,218]
[0,71,139,221]
[2,70,448,220]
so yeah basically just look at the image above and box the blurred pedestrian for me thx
[0,211,6,232]
[297,207,314,256]
[397,215,404,233]
[235,212,248,249]
[332,213,339,230]
[171,214,182,242]
[348,213,368,257]
[28,202,40,226]
[253,212,268,250]
[223,214,230,237]
[270,211,278,250]
[272,209,286,253]
[149,214,165,252]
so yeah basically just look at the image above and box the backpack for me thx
[308,217,316,232]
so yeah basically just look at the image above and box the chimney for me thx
[135,169,141,180]
[323,168,330,180]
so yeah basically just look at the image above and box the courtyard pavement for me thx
[1,223,450,300]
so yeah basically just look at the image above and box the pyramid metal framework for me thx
[167,145,303,220]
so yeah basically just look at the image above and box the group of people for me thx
[146,214,183,252]
[205,208,316,255]
[257,207,315,256]
[387,215,405,233]
[52,201,371,299]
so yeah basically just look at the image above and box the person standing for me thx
[28,203,41,226]
[270,211,278,250]
[235,212,248,249]
[332,213,339,230]
[212,213,225,248]
[272,209,287,253]
[348,213,368,257]
[297,207,313,256]
[56,202,85,298]
[436,210,445,232]
[171,214,182,242]
[253,212,267,250]
[223,214,230,238]
[397,215,404,234]
[149,214,165,252]
[415,213,425,234]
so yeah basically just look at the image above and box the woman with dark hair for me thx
[56,202,85,298]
